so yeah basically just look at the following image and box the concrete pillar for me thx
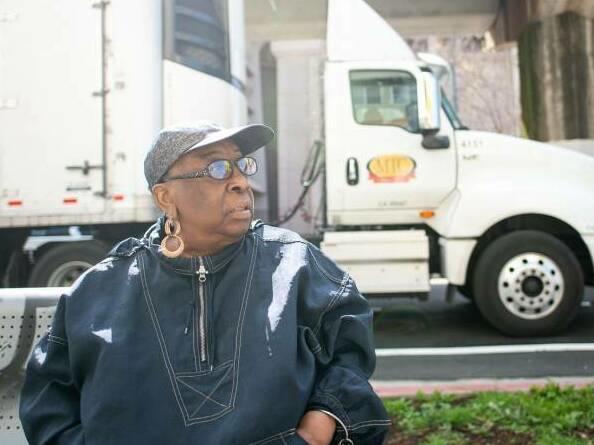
[519,10,594,140]
[270,40,325,237]
[244,41,269,220]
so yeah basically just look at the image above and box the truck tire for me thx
[28,241,109,288]
[472,230,583,336]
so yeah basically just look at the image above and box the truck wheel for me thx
[28,241,109,287]
[472,230,583,336]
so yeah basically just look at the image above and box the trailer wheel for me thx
[28,241,109,287]
[472,230,583,336]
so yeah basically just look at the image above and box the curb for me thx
[371,376,594,397]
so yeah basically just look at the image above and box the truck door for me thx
[324,61,457,226]
[0,0,106,217]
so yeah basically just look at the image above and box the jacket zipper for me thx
[196,257,208,363]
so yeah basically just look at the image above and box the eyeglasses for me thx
[160,157,258,182]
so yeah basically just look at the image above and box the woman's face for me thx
[152,139,255,251]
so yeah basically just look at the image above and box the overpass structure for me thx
[491,0,594,141]
[246,0,499,40]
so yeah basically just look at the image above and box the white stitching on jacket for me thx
[312,272,350,337]
[140,250,240,426]
[247,428,297,445]
[140,252,235,424]
[47,334,67,346]
[138,252,189,422]
[190,257,199,372]
[187,364,234,417]
[183,232,257,425]
[176,368,231,411]
[175,359,233,377]
[230,233,258,408]
[306,244,344,285]
[317,391,352,425]
[348,419,393,430]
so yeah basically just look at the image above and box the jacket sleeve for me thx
[19,295,85,445]
[304,246,391,445]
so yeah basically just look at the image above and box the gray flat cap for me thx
[144,121,275,189]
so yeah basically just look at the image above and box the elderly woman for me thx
[19,122,391,445]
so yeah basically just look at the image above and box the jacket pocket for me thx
[175,360,235,423]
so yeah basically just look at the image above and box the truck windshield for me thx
[164,0,231,84]
[442,92,468,130]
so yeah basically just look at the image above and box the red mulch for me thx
[384,421,535,445]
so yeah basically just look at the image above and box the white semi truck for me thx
[317,0,593,337]
[1,0,593,341]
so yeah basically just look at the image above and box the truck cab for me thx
[321,0,594,336]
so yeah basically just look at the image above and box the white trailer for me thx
[318,0,594,336]
[0,0,249,286]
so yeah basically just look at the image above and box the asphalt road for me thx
[370,285,594,381]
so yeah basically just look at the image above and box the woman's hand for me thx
[296,410,337,445]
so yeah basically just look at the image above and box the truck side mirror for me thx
[418,71,441,132]
[418,71,449,149]
[422,132,450,149]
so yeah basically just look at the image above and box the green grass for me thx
[382,383,594,445]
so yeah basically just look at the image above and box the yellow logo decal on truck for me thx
[367,154,416,183]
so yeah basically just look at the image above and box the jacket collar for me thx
[145,215,247,274]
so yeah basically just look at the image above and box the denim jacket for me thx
[20,217,391,444]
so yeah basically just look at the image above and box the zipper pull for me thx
[184,303,194,335]
[197,258,208,283]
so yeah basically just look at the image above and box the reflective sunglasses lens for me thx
[209,160,232,180]
[237,157,257,176]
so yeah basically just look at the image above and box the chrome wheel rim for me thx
[47,261,93,287]
[497,252,564,320]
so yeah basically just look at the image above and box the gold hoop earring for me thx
[160,217,185,258]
